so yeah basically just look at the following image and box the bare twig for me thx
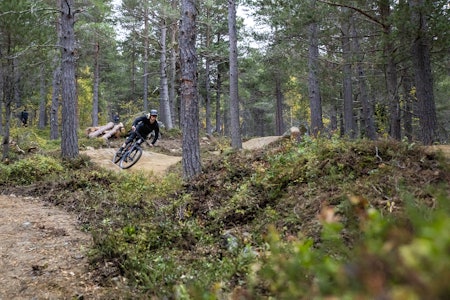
[375,146,383,162]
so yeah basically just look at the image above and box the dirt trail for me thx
[81,147,182,175]
[0,195,109,299]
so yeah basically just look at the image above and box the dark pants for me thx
[125,130,146,145]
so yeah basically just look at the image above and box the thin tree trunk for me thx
[379,0,401,140]
[39,64,47,129]
[351,14,376,140]
[307,1,323,137]
[159,20,173,129]
[13,57,21,115]
[402,71,414,141]
[341,9,355,138]
[143,5,149,113]
[169,1,178,127]
[50,0,62,140]
[0,58,3,135]
[205,58,212,135]
[91,42,100,126]
[228,0,242,149]
[60,0,79,159]
[204,9,212,135]
[50,58,61,140]
[275,73,284,136]
[330,101,338,134]
[180,0,201,179]
[409,0,437,145]
[1,56,13,161]
[215,61,222,134]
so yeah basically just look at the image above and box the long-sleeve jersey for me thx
[132,115,160,145]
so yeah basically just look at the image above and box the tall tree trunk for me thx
[228,0,242,149]
[91,42,100,126]
[205,58,212,135]
[1,54,13,161]
[39,64,47,129]
[351,14,376,140]
[0,55,3,135]
[330,101,338,134]
[409,0,437,145]
[307,1,323,137]
[143,5,149,113]
[13,57,21,116]
[275,73,284,135]
[402,71,414,141]
[341,8,355,138]
[215,61,222,135]
[130,28,137,105]
[50,59,61,140]
[180,0,201,179]
[204,8,212,135]
[60,0,79,159]
[169,0,178,127]
[50,0,62,140]
[379,0,401,140]
[159,20,173,129]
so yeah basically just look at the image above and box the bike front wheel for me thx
[119,146,143,169]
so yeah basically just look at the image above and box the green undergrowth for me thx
[1,135,449,299]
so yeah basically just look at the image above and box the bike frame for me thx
[113,131,148,169]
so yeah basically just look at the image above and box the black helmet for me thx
[150,109,158,116]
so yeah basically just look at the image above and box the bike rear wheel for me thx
[119,146,143,169]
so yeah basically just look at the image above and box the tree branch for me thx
[317,0,386,28]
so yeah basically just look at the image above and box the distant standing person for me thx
[113,113,120,124]
[21,109,29,127]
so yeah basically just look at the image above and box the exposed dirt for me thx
[0,136,283,299]
[0,195,111,299]
[81,147,183,175]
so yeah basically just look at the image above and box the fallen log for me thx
[102,123,124,140]
[85,126,100,136]
[88,122,114,138]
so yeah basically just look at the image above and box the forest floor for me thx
[0,135,283,300]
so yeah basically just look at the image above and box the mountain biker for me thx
[118,110,160,152]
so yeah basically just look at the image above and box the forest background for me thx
[1,0,450,299]
[1,0,449,162]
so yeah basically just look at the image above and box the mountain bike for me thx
[113,131,146,169]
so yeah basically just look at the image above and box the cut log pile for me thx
[85,122,125,140]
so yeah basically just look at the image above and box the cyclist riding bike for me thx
[118,109,160,153]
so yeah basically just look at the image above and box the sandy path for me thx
[81,147,182,175]
[0,195,108,299]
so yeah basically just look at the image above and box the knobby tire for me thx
[119,146,143,169]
